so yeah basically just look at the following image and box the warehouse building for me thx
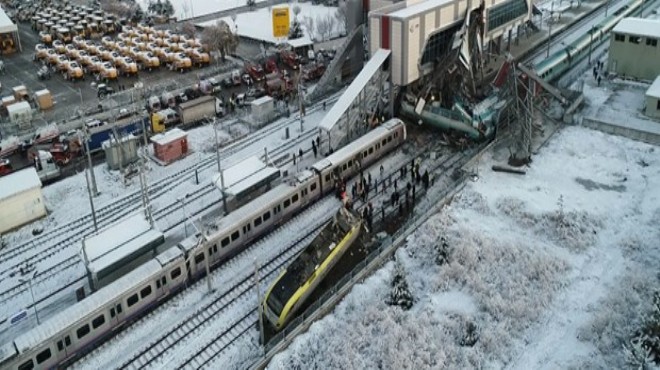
[645,76,660,120]
[0,168,46,234]
[368,0,532,86]
[608,17,660,81]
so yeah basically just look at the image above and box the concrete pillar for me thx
[507,29,512,51]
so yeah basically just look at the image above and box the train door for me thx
[242,221,252,243]
[109,301,124,325]
[55,333,74,361]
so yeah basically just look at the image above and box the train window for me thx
[614,34,624,42]
[111,307,116,318]
[629,36,641,44]
[92,314,105,329]
[212,245,218,254]
[263,211,271,221]
[36,348,51,364]
[127,293,139,307]
[302,189,308,196]
[18,360,33,370]
[221,237,230,247]
[195,253,205,264]
[376,143,380,150]
[647,38,658,47]
[243,224,251,233]
[388,136,392,143]
[231,231,239,241]
[363,150,368,157]
[162,276,167,286]
[171,267,182,279]
[58,340,64,351]
[657,100,660,110]
[292,194,299,203]
[141,286,152,298]
[65,336,71,346]
[254,216,262,226]
[347,159,352,167]
[157,280,161,289]
[116,304,122,314]
[369,147,374,155]
[325,174,331,182]
[382,139,387,146]
[311,183,317,192]
[77,323,90,339]
[284,199,291,208]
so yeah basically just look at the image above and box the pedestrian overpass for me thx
[317,49,392,154]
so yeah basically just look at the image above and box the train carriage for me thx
[0,247,186,370]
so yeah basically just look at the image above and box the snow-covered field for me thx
[267,125,660,368]
[135,0,268,21]
[197,2,345,44]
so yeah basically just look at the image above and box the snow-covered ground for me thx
[267,124,660,369]
[135,0,268,21]
[197,2,344,44]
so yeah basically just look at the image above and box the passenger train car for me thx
[0,118,407,370]
[533,0,644,81]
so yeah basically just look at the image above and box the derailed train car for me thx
[0,119,407,369]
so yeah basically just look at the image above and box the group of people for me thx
[292,136,321,165]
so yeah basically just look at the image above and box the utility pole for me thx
[179,196,189,237]
[588,25,594,65]
[85,169,98,232]
[255,259,265,345]
[605,0,609,16]
[83,128,99,196]
[213,118,227,215]
[546,1,554,58]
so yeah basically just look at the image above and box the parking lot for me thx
[0,21,252,130]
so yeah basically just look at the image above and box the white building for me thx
[368,0,532,86]
[0,168,46,234]
[609,17,660,81]
[645,76,660,120]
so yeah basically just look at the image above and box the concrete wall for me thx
[608,32,660,81]
[582,117,660,146]
[645,95,660,119]
[0,188,47,234]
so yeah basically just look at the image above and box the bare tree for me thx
[102,0,133,19]
[293,4,301,20]
[201,20,239,62]
[300,15,315,40]
[181,21,196,39]
[316,14,336,41]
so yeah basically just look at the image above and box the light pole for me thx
[546,2,554,58]
[588,25,594,65]
[19,269,40,325]
[82,128,99,196]
[179,195,189,237]
[605,0,609,16]
[213,118,227,215]
[85,168,98,232]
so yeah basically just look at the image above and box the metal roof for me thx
[0,168,42,202]
[388,0,454,19]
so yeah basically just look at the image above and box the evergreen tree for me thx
[289,20,303,39]
[387,262,413,310]
[435,236,451,266]
[459,320,480,347]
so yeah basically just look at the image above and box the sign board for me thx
[272,7,290,38]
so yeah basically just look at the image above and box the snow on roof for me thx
[216,156,268,188]
[0,167,42,202]
[287,36,313,48]
[35,89,50,97]
[151,128,187,145]
[251,95,274,106]
[388,0,454,19]
[13,256,167,354]
[646,76,660,99]
[318,49,391,132]
[612,17,660,39]
[83,212,161,266]
[223,166,280,196]
[0,7,17,34]
[6,101,31,115]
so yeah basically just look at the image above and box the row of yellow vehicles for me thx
[32,5,117,45]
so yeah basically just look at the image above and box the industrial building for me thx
[645,76,660,120]
[368,0,532,86]
[608,17,660,81]
[0,168,46,234]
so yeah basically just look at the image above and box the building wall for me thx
[645,96,660,119]
[369,0,532,86]
[609,31,660,81]
[0,189,47,234]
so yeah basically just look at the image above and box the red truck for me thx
[245,61,265,82]
[264,75,294,99]
[280,50,300,70]
[302,62,326,82]
[264,58,279,74]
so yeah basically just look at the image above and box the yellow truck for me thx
[99,62,118,81]
[172,52,192,73]
[116,56,138,76]
[64,61,84,81]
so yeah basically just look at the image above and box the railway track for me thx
[0,93,342,318]
[88,198,338,369]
